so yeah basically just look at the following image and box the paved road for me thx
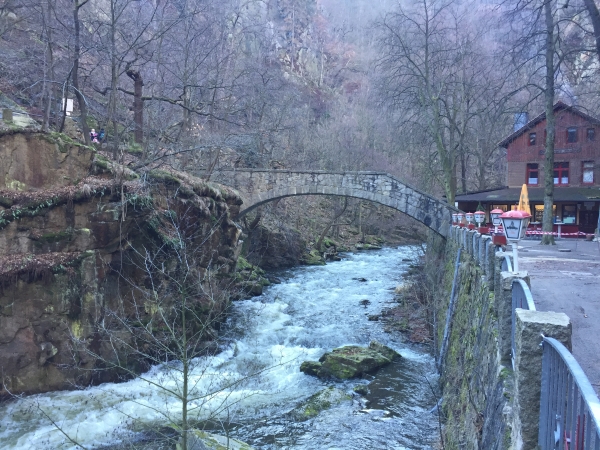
[517,238,600,396]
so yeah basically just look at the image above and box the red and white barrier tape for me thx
[454,225,590,237]
[525,230,587,236]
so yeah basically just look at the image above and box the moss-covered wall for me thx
[428,230,513,450]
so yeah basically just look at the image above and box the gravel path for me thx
[517,238,600,396]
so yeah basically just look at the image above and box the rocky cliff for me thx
[0,131,243,397]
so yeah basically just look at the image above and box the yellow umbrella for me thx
[517,184,531,215]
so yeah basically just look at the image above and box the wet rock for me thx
[359,299,371,307]
[267,275,282,284]
[352,277,368,282]
[302,249,326,266]
[300,341,400,380]
[353,384,370,396]
[232,256,270,298]
[290,387,352,421]
[355,243,382,250]
[367,314,380,321]
[299,361,325,378]
[38,342,58,365]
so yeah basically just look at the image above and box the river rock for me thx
[353,384,370,396]
[290,387,352,421]
[355,243,382,250]
[302,248,326,265]
[300,341,400,380]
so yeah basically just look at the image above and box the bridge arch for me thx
[212,169,456,237]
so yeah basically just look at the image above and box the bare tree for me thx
[377,0,507,203]
[52,180,274,449]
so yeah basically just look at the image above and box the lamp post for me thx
[457,213,465,227]
[452,213,458,226]
[466,212,475,230]
[490,208,506,246]
[474,210,487,233]
[490,209,503,234]
[499,210,531,273]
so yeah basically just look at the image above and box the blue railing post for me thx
[496,267,529,362]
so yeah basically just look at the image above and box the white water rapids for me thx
[0,247,439,449]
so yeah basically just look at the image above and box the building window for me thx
[583,161,594,184]
[526,163,539,185]
[567,127,578,143]
[529,132,536,145]
[534,204,556,223]
[554,162,569,185]
[562,205,577,224]
[587,128,596,141]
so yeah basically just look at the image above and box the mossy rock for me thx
[322,237,337,248]
[290,387,352,421]
[302,249,325,266]
[178,430,254,450]
[365,235,385,245]
[148,169,182,184]
[300,341,400,380]
[232,257,269,297]
[36,229,73,244]
[238,280,265,296]
[355,243,382,251]
[353,384,370,396]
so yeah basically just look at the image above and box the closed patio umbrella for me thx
[517,184,531,215]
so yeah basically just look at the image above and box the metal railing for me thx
[501,253,513,273]
[511,278,536,368]
[538,337,600,449]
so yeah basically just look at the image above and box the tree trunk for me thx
[110,0,119,160]
[460,151,467,194]
[73,0,90,144]
[583,0,600,59]
[58,72,72,133]
[541,0,556,245]
[126,69,144,144]
[316,197,348,251]
[41,0,55,132]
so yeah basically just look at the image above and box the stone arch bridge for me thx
[211,169,456,237]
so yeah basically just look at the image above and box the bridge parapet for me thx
[210,169,456,237]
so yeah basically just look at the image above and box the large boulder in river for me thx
[300,341,400,380]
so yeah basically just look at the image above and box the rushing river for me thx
[0,247,439,449]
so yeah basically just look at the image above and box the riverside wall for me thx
[428,227,571,450]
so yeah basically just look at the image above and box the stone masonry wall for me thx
[429,229,513,450]
[430,227,572,450]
